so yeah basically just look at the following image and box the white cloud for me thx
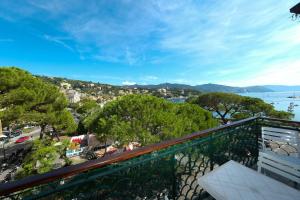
[220,59,300,86]
[43,34,74,52]
[125,47,137,65]
[1,0,300,85]
[122,81,136,86]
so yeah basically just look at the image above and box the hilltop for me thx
[38,75,300,95]
[126,83,273,93]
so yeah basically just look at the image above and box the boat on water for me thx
[287,92,300,99]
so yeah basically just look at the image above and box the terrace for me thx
[0,117,299,199]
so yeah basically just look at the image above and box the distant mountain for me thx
[40,74,297,94]
[193,84,272,93]
[263,85,300,92]
[127,83,272,93]
[126,83,195,90]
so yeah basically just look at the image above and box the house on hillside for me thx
[67,90,81,103]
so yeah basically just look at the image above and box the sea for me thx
[240,91,300,121]
[168,91,300,121]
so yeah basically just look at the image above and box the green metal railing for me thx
[1,117,299,200]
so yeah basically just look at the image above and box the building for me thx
[60,82,71,90]
[66,90,81,103]
[118,90,125,95]
[158,88,167,96]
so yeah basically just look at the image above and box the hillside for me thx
[264,85,300,92]
[37,75,275,94]
[128,83,272,93]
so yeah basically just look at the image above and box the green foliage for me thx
[17,138,71,178]
[190,92,293,124]
[76,99,100,134]
[190,92,242,124]
[54,109,77,134]
[0,67,77,136]
[76,99,98,115]
[268,110,294,120]
[85,94,217,146]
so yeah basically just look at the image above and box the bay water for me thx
[240,91,300,121]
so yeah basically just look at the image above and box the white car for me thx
[0,135,9,144]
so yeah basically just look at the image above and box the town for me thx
[1,1,300,199]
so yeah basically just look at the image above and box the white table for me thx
[198,160,300,200]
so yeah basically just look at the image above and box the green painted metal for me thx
[3,118,296,200]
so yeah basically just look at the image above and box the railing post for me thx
[209,133,214,171]
[255,118,261,165]
[171,153,177,199]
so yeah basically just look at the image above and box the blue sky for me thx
[0,0,299,86]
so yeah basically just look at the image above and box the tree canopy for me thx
[188,92,293,124]
[16,138,70,178]
[76,99,98,115]
[0,67,77,138]
[84,94,217,147]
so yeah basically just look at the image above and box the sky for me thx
[0,0,299,86]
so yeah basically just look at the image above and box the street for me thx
[0,127,41,161]
[0,127,41,183]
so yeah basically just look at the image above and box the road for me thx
[0,127,41,161]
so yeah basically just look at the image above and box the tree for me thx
[84,95,217,148]
[16,137,71,178]
[76,99,98,115]
[268,110,294,119]
[188,92,242,124]
[75,99,99,135]
[189,92,293,124]
[0,67,77,138]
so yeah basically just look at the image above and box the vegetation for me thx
[76,99,98,115]
[0,67,296,180]
[75,99,99,135]
[16,138,70,178]
[188,92,293,124]
[39,76,202,101]
[0,67,77,138]
[83,94,217,147]
[126,83,272,93]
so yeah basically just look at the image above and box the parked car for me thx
[11,130,22,137]
[0,135,9,144]
[2,131,10,137]
[79,144,115,160]
[3,130,22,138]
[79,148,97,160]
[23,125,34,129]
[15,136,30,144]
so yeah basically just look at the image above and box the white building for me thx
[118,90,125,95]
[67,90,81,103]
[158,88,167,95]
[60,82,71,90]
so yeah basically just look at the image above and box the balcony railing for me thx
[0,117,299,199]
